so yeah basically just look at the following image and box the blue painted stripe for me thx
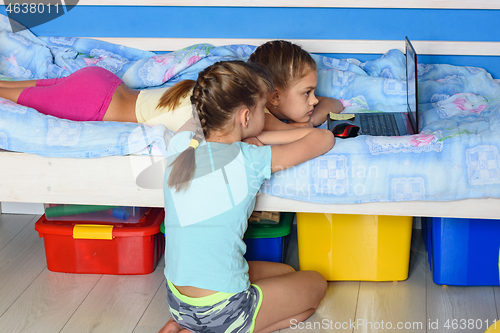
[1,6,499,77]
[1,6,499,42]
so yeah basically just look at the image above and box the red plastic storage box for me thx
[35,208,165,275]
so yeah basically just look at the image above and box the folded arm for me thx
[256,128,335,173]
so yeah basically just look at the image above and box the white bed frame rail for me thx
[1,151,499,219]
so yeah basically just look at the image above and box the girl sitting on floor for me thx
[159,60,334,333]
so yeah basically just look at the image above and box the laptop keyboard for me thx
[359,113,400,136]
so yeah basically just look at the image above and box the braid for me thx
[168,60,273,192]
[190,99,206,142]
[190,73,219,138]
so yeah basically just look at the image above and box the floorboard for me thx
[0,269,101,333]
[0,213,500,333]
[0,215,46,317]
[132,281,170,333]
[0,213,33,252]
[60,267,165,333]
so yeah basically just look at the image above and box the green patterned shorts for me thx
[166,280,263,333]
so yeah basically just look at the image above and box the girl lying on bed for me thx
[0,65,192,131]
[0,41,343,133]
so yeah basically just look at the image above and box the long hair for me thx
[156,79,195,111]
[167,61,273,192]
[248,40,317,91]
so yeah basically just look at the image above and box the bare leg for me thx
[0,79,37,88]
[248,261,295,282]
[0,87,27,104]
[158,318,192,333]
[250,261,321,333]
[252,266,327,333]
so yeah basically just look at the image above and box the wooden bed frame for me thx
[1,1,499,219]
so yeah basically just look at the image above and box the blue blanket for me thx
[2,14,500,203]
[266,51,500,203]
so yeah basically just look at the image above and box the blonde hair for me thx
[167,61,273,192]
[248,40,317,91]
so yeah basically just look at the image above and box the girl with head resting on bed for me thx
[159,60,333,333]
[248,40,344,131]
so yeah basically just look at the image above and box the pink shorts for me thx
[17,66,123,121]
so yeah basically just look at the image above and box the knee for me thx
[317,272,328,297]
[283,263,296,274]
[308,271,327,305]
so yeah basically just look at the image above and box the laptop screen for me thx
[405,37,418,134]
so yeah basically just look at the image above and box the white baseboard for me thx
[0,202,44,215]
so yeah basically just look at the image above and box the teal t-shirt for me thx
[163,131,272,293]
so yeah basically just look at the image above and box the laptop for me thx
[328,37,419,137]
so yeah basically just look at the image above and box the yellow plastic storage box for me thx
[296,213,413,281]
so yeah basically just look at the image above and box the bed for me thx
[1,1,500,219]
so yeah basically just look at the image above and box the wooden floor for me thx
[1,213,499,333]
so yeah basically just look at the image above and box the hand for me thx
[309,97,345,126]
[331,98,345,114]
[243,136,264,146]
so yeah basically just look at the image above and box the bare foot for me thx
[158,318,192,333]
